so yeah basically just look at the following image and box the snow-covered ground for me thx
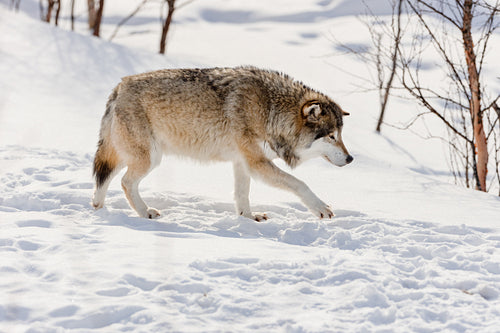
[1,1,499,331]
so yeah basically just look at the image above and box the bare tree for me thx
[338,0,500,193]
[71,0,76,31]
[399,0,499,192]
[39,0,60,25]
[108,0,194,52]
[376,0,403,132]
[54,0,61,25]
[10,0,21,11]
[40,0,54,22]
[87,0,96,29]
[92,0,105,37]
[333,0,405,133]
[160,0,176,54]
[492,103,500,195]
[87,0,104,36]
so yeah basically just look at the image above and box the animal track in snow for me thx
[122,274,161,291]
[16,240,42,251]
[16,219,53,228]
[1,146,499,331]
[56,306,145,329]
[96,287,132,297]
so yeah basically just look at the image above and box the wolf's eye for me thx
[329,134,336,141]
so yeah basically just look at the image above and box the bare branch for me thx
[415,0,462,29]
[406,0,470,100]
[109,0,149,41]
[376,0,403,132]
[383,111,432,131]
[476,1,500,76]
[399,62,472,143]
[487,100,500,139]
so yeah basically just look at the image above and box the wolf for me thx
[92,66,353,220]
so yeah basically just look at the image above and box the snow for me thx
[1,1,500,332]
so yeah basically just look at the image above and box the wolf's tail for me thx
[93,86,120,189]
[93,139,119,188]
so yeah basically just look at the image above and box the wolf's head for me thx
[297,98,353,167]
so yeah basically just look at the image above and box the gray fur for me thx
[92,66,352,220]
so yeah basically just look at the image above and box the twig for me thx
[109,0,149,41]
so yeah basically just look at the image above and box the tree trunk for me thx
[71,0,75,31]
[45,0,55,23]
[376,0,403,133]
[11,0,21,11]
[55,0,61,26]
[93,0,104,37]
[462,0,488,191]
[160,0,175,54]
[88,0,96,29]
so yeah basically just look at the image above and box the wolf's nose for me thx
[346,155,353,164]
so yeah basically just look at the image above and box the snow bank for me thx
[1,2,499,332]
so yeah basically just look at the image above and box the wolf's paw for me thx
[319,207,334,219]
[146,208,161,219]
[91,193,104,209]
[253,213,268,222]
[308,202,334,219]
[240,211,268,222]
[92,201,103,210]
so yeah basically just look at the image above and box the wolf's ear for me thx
[302,101,322,122]
[342,110,350,116]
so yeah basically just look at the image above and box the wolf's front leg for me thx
[233,161,268,221]
[238,142,333,219]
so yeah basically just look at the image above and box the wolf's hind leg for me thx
[121,157,161,219]
[233,161,267,221]
[92,167,122,209]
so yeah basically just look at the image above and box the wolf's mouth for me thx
[323,155,348,167]
[323,155,334,164]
